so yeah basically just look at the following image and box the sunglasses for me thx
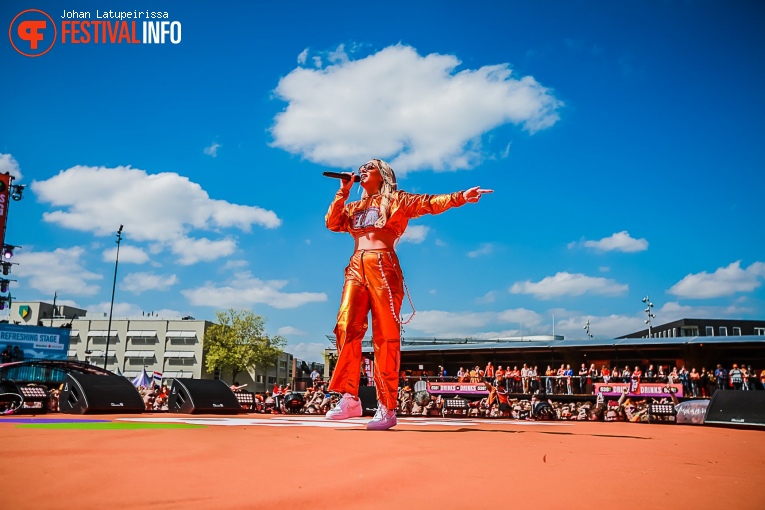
[359,162,378,172]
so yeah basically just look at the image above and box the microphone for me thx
[323,171,360,182]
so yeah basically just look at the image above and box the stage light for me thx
[11,184,25,201]
[3,246,14,260]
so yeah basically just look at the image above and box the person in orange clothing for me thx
[324,158,492,430]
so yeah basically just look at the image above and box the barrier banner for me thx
[594,382,683,398]
[427,381,489,395]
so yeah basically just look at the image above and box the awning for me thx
[124,350,156,358]
[67,350,77,357]
[165,331,197,338]
[126,330,157,338]
[164,351,196,358]
[122,371,141,378]
[70,330,79,336]
[89,350,117,357]
[162,371,189,378]
[88,330,118,337]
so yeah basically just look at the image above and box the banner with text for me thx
[427,381,489,395]
[0,323,71,362]
[594,382,683,398]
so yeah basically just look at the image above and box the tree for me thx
[203,309,287,385]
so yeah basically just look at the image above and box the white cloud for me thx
[574,231,648,252]
[288,342,328,363]
[31,166,281,265]
[510,272,628,299]
[222,259,248,271]
[278,326,306,336]
[271,44,561,173]
[408,307,543,337]
[468,243,493,258]
[15,247,102,296]
[102,245,150,264]
[203,142,221,157]
[476,291,495,304]
[399,225,429,244]
[297,48,308,65]
[120,272,178,294]
[668,261,765,299]
[554,313,646,339]
[659,301,754,320]
[0,153,22,180]
[182,271,327,309]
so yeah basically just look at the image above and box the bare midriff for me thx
[354,230,398,251]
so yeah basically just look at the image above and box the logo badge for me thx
[19,305,30,319]
[9,9,57,57]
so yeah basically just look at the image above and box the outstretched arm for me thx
[399,186,493,218]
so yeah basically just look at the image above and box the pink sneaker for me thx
[325,393,362,420]
[366,402,397,430]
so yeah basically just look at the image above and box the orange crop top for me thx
[325,189,467,239]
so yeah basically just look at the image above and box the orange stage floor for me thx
[2,413,764,509]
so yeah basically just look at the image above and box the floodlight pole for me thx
[104,225,123,370]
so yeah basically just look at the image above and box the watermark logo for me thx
[9,9,57,57]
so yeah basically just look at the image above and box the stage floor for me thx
[2,413,764,509]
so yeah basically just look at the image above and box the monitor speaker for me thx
[59,373,144,414]
[169,378,243,414]
[358,386,378,417]
[705,390,765,428]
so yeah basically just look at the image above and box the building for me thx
[618,318,765,339]
[7,301,296,392]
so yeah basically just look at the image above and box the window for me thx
[279,361,287,370]
[256,375,263,383]
[267,377,276,384]
[732,327,741,336]
[672,328,677,338]
[719,327,727,336]
[705,326,714,336]
[213,368,221,380]
[755,327,765,336]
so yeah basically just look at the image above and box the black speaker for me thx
[169,378,243,414]
[705,391,765,428]
[59,373,144,414]
[358,386,378,416]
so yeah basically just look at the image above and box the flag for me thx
[153,371,163,387]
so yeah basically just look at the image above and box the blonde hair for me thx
[369,158,397,228]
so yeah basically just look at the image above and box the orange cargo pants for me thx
[328,249,403,410]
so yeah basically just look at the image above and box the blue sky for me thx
[2,1,764,362]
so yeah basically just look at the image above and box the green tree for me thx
[203,309,286,385]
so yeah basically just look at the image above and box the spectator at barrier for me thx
[715,364,728,391]
[611,366,620,383]
[484,362,494,382]
[622,366,631,385]
[689,368,700,397]
[545,366,555,394]
[264,391,276,413]
[578,364,588,394]
[469,366,479,383]
[656,365,667,384]
[509,366,520,393]
[11,346,23,362]
[520,363,530,394]
[555,364,566,394]
[645,364,655,382]
[530,394,556,421]
[530,365,540,394]
[741,365,750,390]
[588,363,599,387]
[0,346,10,364]
[730,364,743,390]
[495,365,505,385]
[667,367,678,384]
[310,368,321,384]
[601,365,610,384]
[700,367,711,397]
[457,367,466,381]
[564,365,574,395]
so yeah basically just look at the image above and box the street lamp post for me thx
[103,225,123,370]
[583,319,593,339]
[642,295,656,338]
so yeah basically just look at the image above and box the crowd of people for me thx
[444,361,764,396]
